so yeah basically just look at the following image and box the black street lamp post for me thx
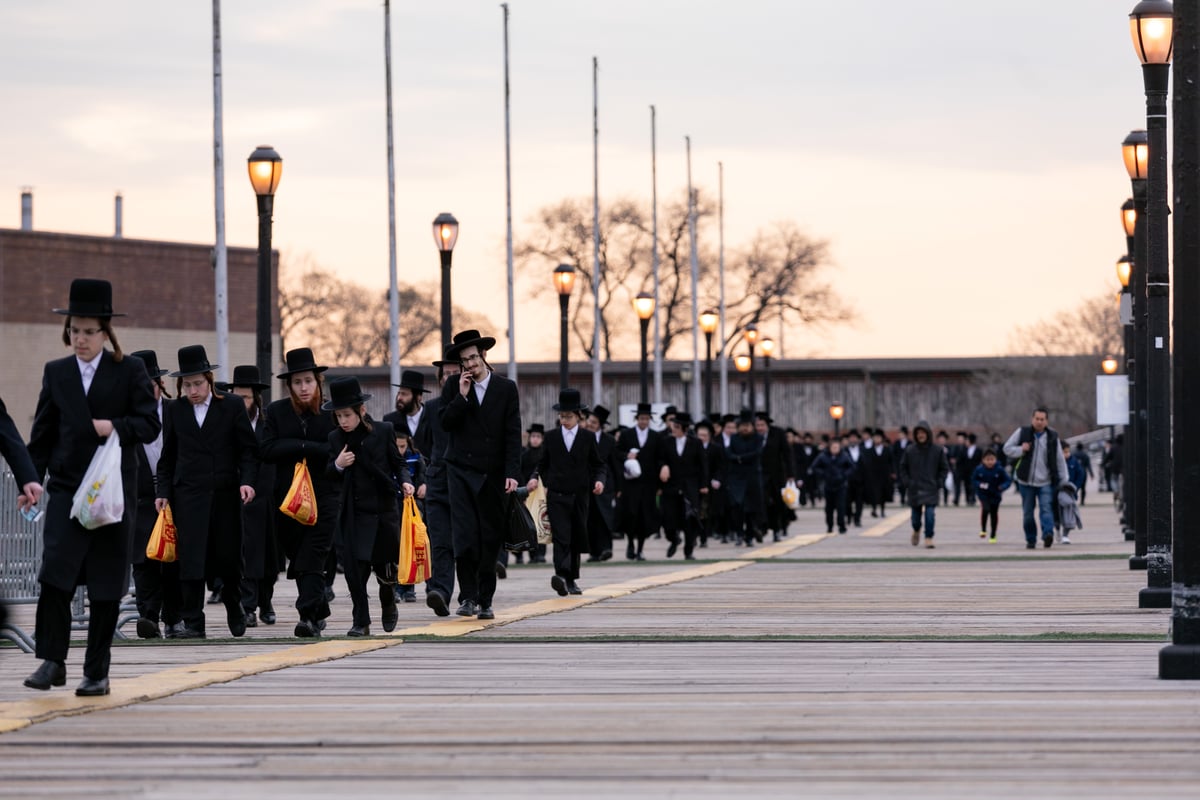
[1161,0,1200,679]
[760,337,775,418]
[634,292,655,404]
[742,324,759,412]
[1117,252,1137,546]
[553,264,576,391]
[247,145,282,404]
[829,402,844,440]
[1123,130,1151,573]
[1129,0,1173,609]
[699,309,718,416]
[433,212,459,347]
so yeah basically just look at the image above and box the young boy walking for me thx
[971,448,1012,543]
[897,421,949,549]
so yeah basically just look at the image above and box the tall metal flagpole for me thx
[685,137,702,417]
[592,56,602,402]
[718,162,728,413]
[212,0,230,383]
[502,4,517,381]
[651,105,662,403]
[384,0,401,388]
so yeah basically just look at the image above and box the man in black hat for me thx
[24,279,160,696]
[657,412,708,559]
[528,389,605,595]
[383,369,433,460]
[615,402,661,560]
[516,422,547,565]
[220,365,280,627]
[155,346,259,638]
[127,350,183,639]
[755,411,794,541]
[724,410,766,546]
[420,347,461,617]
[438,330,522,619]
[584,404,620,562]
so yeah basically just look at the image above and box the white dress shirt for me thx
[636,426,649,448]
[76,353,101,395]
[193,394,212,428]
[407,405,423,436]
[472,370,492,404]
[562,424,577,452]
[675,436,686,456]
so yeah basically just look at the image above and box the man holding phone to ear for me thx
[438,330,522,621]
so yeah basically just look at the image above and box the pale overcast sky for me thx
[0,1,1146,362]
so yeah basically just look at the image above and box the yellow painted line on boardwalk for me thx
[859,512,911,538]
[0,529,832,734]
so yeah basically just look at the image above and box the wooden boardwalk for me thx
[1,495,1196,798]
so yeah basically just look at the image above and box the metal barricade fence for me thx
[0,465,43,652]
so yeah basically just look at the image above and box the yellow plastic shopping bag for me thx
[280,458,318,526]
[146,504,177,563]
[399,496,431,584]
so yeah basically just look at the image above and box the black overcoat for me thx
[590,429,621,532]
[131,398,165,566]
[327,420,407,563]
[156,391,259,581]
[0,395,39,486]
[241,413,279,580]
[615,426,661,534]
[27,351,160,601]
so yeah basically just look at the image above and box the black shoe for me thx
[635,553,646,561]
[495,562,508,580]
[551,575,569,596]
[586,555,599,563]
[227,609,247,638]
[456,600,480,617]
[684,554,696,561]
[135,617,161,639]
[600,550,613,561]
[381,598,399,633]
[315,618,327,631]
[666,541,678,558]
[23,660,66,690]
[567,582,583,595]
[175,625,206,640]
[477,607,495,620]
[1043,537,1053,548]
[346,625,370,637]
[838,528,847,534]
[75,676,110,697]
[401,589,417,603]
[260,608,277,625]
[164,622,185,639]
[426,589,450,617]
[294,619,321,638]
[244,611,258,628]
[1026,542,1036,550]
[772,532,782,542]
[626,549,637,560]
[207,590,221,605]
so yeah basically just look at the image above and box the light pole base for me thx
[1138,586,1171,609]
[1129,555,1148,570]
[1159,645,1200,680]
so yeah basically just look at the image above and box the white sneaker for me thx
[1061,534,1071,544]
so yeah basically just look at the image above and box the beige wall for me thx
[1,322,276,434]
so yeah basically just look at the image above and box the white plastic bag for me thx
[781,479,800,510]
[623,448,642,480]
[70,435,125,530]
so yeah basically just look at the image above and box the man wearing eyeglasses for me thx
[438,330,522,621]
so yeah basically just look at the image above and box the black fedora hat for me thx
[527,422,545,435]
[392,369,430,394]
[321,376,372,411]
[589,404,611,427]
[53,278,124,318]
[432,343,456,368]
[736,408,755,425]
[225,364,270,391]
[169,345,218,378]
[276,348,328,379]
[553,388,585,413]
[635,402,653,417]
[671,411,693,428]
[130,350,167,378]
[445,329,496,359]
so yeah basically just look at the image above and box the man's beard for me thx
[397,397,419,415]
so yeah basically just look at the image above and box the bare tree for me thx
[279,255,493,367]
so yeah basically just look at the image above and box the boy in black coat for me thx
[528,389,605,596]
[658,412,710,559]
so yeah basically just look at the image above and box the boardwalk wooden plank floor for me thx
[1,502,1197,798]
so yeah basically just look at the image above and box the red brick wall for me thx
[0,229,277,332]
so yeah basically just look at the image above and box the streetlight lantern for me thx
[759,338,776,359]
[734,354,751,372]
[247,145,282,401]
[698,308,719,415]
[432,212,459,347]
[247,145,283,196]
[1129,0,1174,65]
[553,264,576,390]
[829,401,845,438]
[1123,130,1150,181]
[742,323,760,347]
[1122,198,1138,238]
[634,291,655,403]
[1117,255,1133,288]
[1102,356,1120,375]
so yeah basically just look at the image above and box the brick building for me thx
[0,226,278,431]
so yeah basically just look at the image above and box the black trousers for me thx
[132,559,182,626]
[979,500,1000,535]
[180,575,240,633]
[448,467,505,608]
[587,496,614,558]
[547,489,589,581]
[824,487,847,532]
[660,489,701,557]
[847,482,864,524]
[422,493,456,601]
[240,576,276,614]
[277,509,334,623]
[34,583,119,680]
[339,510,399,628]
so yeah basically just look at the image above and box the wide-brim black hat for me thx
[130,350,168,378]
[589,404,611,427]
[635,402,653,417]
[431,343,456,368]
[321,376,372,411]
[527,422,545,434]
[445,329,496,359]
[755,411,774,425]
[672,412,693,428]
[736,408,755,425]
[277,348,329,379]
[169,345,218,378]
[553,388,585,413]
[392,369,430,394]
[53,278,125,318]
[226,364,270,390]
